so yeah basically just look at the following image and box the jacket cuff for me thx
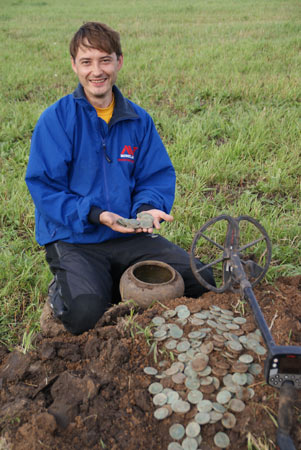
[136,204,155,213]
[88,206,105,224]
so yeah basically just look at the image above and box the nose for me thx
[91,61,103,76]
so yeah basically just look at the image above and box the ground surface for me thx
[0,276,300,450]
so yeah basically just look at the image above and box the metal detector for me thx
[190,215,301,450]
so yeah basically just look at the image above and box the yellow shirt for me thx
[94,95,115,124]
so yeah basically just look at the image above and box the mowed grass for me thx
[0,0,300,346]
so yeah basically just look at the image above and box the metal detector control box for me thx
[265,347,301,389]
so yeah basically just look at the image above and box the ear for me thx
[117,54,124,71]
[71,57,78,75]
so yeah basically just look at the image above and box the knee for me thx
[61,294,108,335]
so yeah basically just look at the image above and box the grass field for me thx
[0,0,300,347]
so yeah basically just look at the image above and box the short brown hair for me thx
[70,22,122,60]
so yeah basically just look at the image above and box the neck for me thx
[85,91,113,109]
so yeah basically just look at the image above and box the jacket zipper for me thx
[101,138,111,211]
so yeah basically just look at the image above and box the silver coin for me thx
[148,382,163,394]
[168,442,183,450]
[167,390,180,404]
[186,422,201,438]
[178,309,191,320]
[212,402,226,413]
[184,366,198,378]
[216,390,231,404]
[153,392,167,406]
[222,412,237,429]
[227,341,243,352]
[178,353,189,362]
[197,399,213,413]
[198,366,212,377]
[169,423,185,440]
[152,316,166,326]
[172,400,191,414]
[255,344,267,355]
[153,329,167,339]
[188,330,204,339]
[195,411,210,425]
[200,341,214,354]
[246,373,255,385]
[214,431,230,448]
[177,340,191,352]
[233,317,247,324]
[232,373,248,385]
[207,319,219,328]
[223,374,234,386]
[199,376,213,386]
[185,377,200,390]
[248,363,262,376]
[163,309,177,319]
[229,398,246,412]
[175,304,189,312]
[210,411,223,423]
[172,372,186,384]
[165,339,178,350]
[154,406,170,420]
[239,354,254,364]
[226,323,240,330]
[187,390,203,404]
[182,437,198,450]
[190,318,205,326]
[170,325,184,339]
[144,367,158,375]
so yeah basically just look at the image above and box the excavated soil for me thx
[0,276,300,450]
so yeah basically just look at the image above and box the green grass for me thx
[0,0,300,346]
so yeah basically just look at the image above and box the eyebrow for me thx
[78,55,114,62]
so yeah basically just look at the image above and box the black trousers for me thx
[45,234,215,335]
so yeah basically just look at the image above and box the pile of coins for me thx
[143,304,266,449]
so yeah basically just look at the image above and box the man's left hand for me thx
[135,210,173,233]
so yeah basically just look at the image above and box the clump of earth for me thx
[0,276,300,450]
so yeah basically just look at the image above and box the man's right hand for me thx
[99,211,135,233]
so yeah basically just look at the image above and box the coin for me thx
[200,342,214,354]
[182,437,198,450]
[154,406,170,420]
[186,422,201,438]
[232,361,248,373]
[222,412,236,429]
[216,390,232,405]
[232,373,248,385]
[148,382,163,394]
[229,398,246,412]
[214,431,230,448]
[144,367,158,375]
[169,423,185,440]
[152,316,166,326]
[168,443,183,450]
[197,399,213,413]
[172,400,191,414]
[172,372,186,384]
[239,354,254,364]
[195,411,210,425]
[191,355,209,372]
[153,393,167,406]
[187,390,203,404]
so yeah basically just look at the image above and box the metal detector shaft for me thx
[243,286,276,349]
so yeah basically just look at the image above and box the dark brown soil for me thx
[0,276,300,450]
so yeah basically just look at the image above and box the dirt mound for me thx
[0,276,300,450]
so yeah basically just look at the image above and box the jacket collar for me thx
[72,84,139,125]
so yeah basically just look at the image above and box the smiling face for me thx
[71,42,123,108]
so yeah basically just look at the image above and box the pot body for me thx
[119,260,185,308]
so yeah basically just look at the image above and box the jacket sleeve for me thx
[25,106,95,234]
[131,114,176,217]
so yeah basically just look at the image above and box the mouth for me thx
[89,77,107,86]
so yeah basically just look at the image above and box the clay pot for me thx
[119,260,185,308]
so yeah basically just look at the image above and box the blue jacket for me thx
[25,85,176,245]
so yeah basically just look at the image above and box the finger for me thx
[153,218,161,229]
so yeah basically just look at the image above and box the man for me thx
[26,22,214,335]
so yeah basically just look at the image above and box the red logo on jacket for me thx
[118,145,138,163]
